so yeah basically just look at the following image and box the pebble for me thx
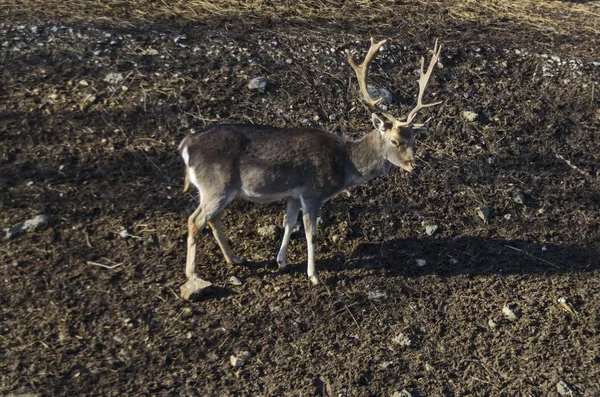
[425,224,438,236]
[103,72,124,85]
[556,380,574,396]
[248,76,268,92]
[230,355,245,367]
[462,110,478,122]
[475,206,490,223]
[502,304,518,321]
[392,332,412,347]
[229,276,243,286]
[4,215,50,240]
[368,290,387,300]
[392,389,413,397]
[180,277,213,301]
[512,193,526,205]
[366,84,393,104]
[415,259,427,267]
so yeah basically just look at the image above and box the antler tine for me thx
[403,39,443,125]
[346,38,400,125]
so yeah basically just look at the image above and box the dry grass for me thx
[2,0,599,39]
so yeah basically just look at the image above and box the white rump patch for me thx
[181,146,190,167]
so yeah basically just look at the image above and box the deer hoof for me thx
[276,257,288,272]
[228,256,245,265]
[309,275,320,286]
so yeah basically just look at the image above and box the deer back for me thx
[180,124,352,202]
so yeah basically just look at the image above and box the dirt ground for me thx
[1,1,599,396]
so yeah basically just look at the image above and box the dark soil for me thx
[1,3,599,396]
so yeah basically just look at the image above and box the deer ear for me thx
[371,113,386,136]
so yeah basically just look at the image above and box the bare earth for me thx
[1,1,599,396]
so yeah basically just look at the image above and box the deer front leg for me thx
[301,199,321,286]
[277,198,301,271]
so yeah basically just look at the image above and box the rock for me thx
[556,380,574,396]
[248,76,268,92]
[257,224,278,239]
[368,290,387,300]
[512,192,526,205]
[379,361,393,369]
[425,224,438,236]
[79,79,89,86]
[103,72,124,85]
[229,276,243,286]
[448,257,459,265]
[462,110,478,122]
[330,234,340,244]
[392,389,413,397]
[488,318,497,329]
[392,332,412,347]
[180,277,213,301]
[366,84,393,104]
[4,215,50,240]
[230,355,245,367]
[475,206,490,223]
[502,304,518,321]
[238,350,252,360]
[415,259,427,267]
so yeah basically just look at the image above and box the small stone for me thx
[238,350,252,360]
[425,224,438,236]
[462,110,478,122]
[180,277,213,301]
[79,79,89,86]
[119,228,130,239]
[368,290,387,300]
[448,257,459,265]
[392,389,413,397]
[415,259,427,267]
[488,318,497,329]
[379,361,393,369]
[556,380,574,396]
[366,84,393,104]
[257,224,278,239]
[229,276,243,286]
[512,193,526,205]
[103,72,124,85]
[475,206,490,223]
[4,215,50,240]
[392,332,412,347]
[230,355,245,367]
[502,304,518,321]
[248,76,268,92]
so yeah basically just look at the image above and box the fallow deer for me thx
[178,38,442,297]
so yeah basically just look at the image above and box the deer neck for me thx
[346,129,391,186]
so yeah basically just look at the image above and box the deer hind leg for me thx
[277,198,301,271]
[186,191,236,280]
[208,213,243,265]
[301,198,322,286]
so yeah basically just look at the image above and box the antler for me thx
[346,38,401,125]
[346,38,442,128]
[403,39,443,127]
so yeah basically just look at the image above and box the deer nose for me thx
[401,159,416,172]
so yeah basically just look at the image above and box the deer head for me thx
[346,38,443,172]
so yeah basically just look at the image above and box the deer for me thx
[178,38,443,298]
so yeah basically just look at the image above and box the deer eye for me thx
[390,138,400,147]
